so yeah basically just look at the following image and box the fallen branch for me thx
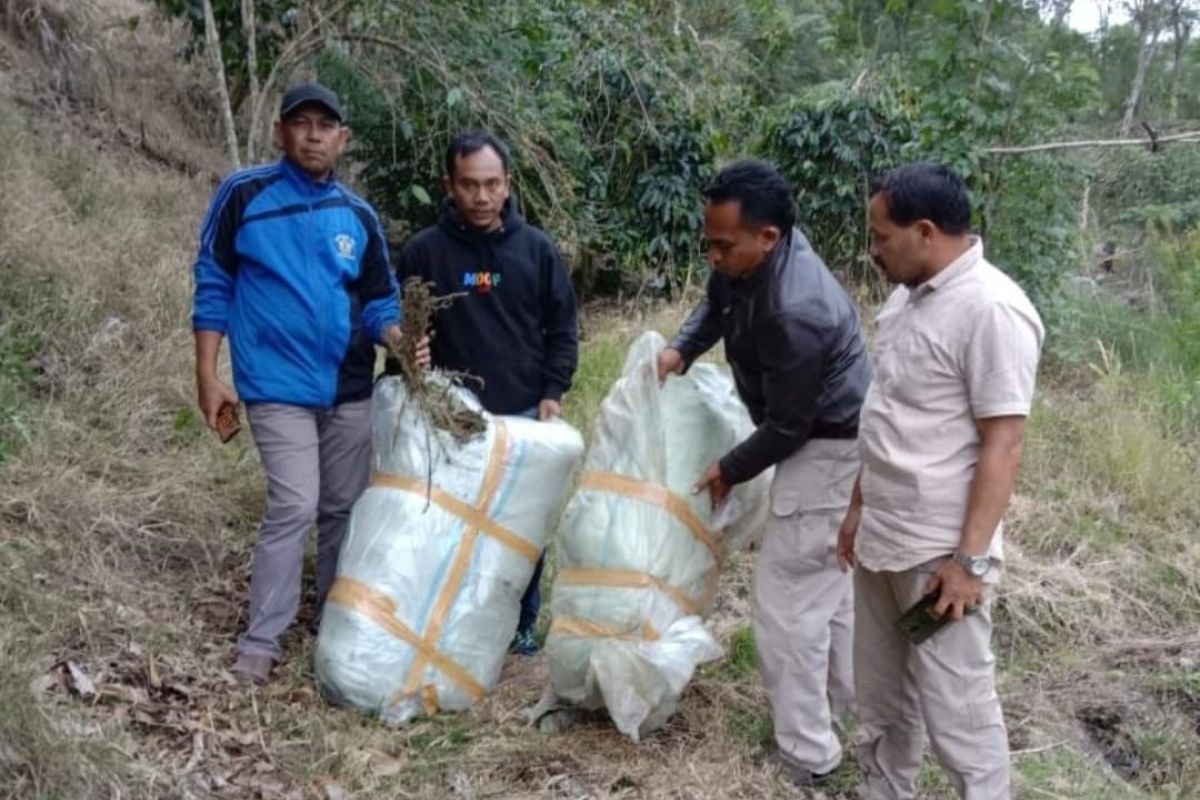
[985,129,1200,155]
[1011,740,1070,757]
[1106,636,1200,654]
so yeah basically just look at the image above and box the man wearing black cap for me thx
[192,83,429,684]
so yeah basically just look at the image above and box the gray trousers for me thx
[855,560,1010,800]
[238,399,373,660]
[753,438,859,775]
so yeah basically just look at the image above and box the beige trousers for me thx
[854,560,1010,800]
[753,438,859,774]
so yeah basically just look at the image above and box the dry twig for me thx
[390,278,485,445]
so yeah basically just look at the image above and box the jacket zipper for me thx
[307,198,329,406]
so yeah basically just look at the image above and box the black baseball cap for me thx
[279,83,344,122]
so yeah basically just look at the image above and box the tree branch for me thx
[241,0,260,161]
[202,0,239,169]
[984,130,1200,154]
[246,0,352,164]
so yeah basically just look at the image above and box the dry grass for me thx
[1,0,225,178]
[3,3,1200,799]
[994,348,1200,799]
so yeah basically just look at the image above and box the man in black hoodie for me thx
[395,130,579,655]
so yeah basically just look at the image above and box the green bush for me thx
[766,94,915,277]
[1095,148,1200,231]
[984,154,1085,315]
[1051,226,1200,430]
[316,3,725,298]
[154,0,1105,320]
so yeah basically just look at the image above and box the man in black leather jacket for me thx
[658,160,870,787]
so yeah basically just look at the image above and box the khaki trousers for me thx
[753,438,859,774]
[854,560,1010,800]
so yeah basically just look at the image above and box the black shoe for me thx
[776,751,839,788]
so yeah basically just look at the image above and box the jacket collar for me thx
[279,156,339,196]
[731,230,793,295]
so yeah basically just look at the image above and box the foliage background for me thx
[2,1,1200,797]
[156,0,1199,314]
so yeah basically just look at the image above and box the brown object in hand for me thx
[216,401,241,443]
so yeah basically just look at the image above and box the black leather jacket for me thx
[671,230,871,484]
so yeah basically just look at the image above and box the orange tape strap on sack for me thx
[578,470,723,565]
[550,616,660,642]
[559,470,725,615]
[328,421,529,713]
[556,567,705,616]
[325,577,485,704]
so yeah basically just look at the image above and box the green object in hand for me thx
[897,593,949,645]
[897,593,980,645]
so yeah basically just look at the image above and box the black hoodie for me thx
[395,198,579,415]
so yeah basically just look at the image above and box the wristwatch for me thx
[953,552,993,578]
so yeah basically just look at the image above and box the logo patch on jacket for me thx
[334,234,356,260]
[462,271,502,294]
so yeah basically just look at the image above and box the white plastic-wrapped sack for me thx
[543,331,770,741]
[315,376,583,724]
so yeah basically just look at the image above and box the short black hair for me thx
[445,130,510,177]
[702,159,796,233]
[869,162,971,235]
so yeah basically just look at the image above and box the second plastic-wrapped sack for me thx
[314,375,584,724]
[543,331,770,741]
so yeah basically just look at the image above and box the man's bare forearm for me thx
[848,472,862,513]
[959,416,1026,556]
[195,330,224,381]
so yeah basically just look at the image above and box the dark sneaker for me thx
[776,750,839,788]
[233,653,273,685]
[510,628,540,656]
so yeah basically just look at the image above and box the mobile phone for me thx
[897,592,979,645]
[897,592,949,645]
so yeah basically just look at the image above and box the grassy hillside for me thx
[2,3,1199,799]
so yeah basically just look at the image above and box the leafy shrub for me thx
[766,94,914,278]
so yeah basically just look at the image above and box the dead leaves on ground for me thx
[34,639,321,798]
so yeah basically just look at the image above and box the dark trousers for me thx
[513,404,545,636]
[518,553,545,635]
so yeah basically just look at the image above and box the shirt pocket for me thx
[883,324,955,408]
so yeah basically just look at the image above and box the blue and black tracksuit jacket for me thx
[192,158,401,408]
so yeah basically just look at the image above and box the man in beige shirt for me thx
[837,162,1043,800]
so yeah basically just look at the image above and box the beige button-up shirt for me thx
[856,239,1044,572]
